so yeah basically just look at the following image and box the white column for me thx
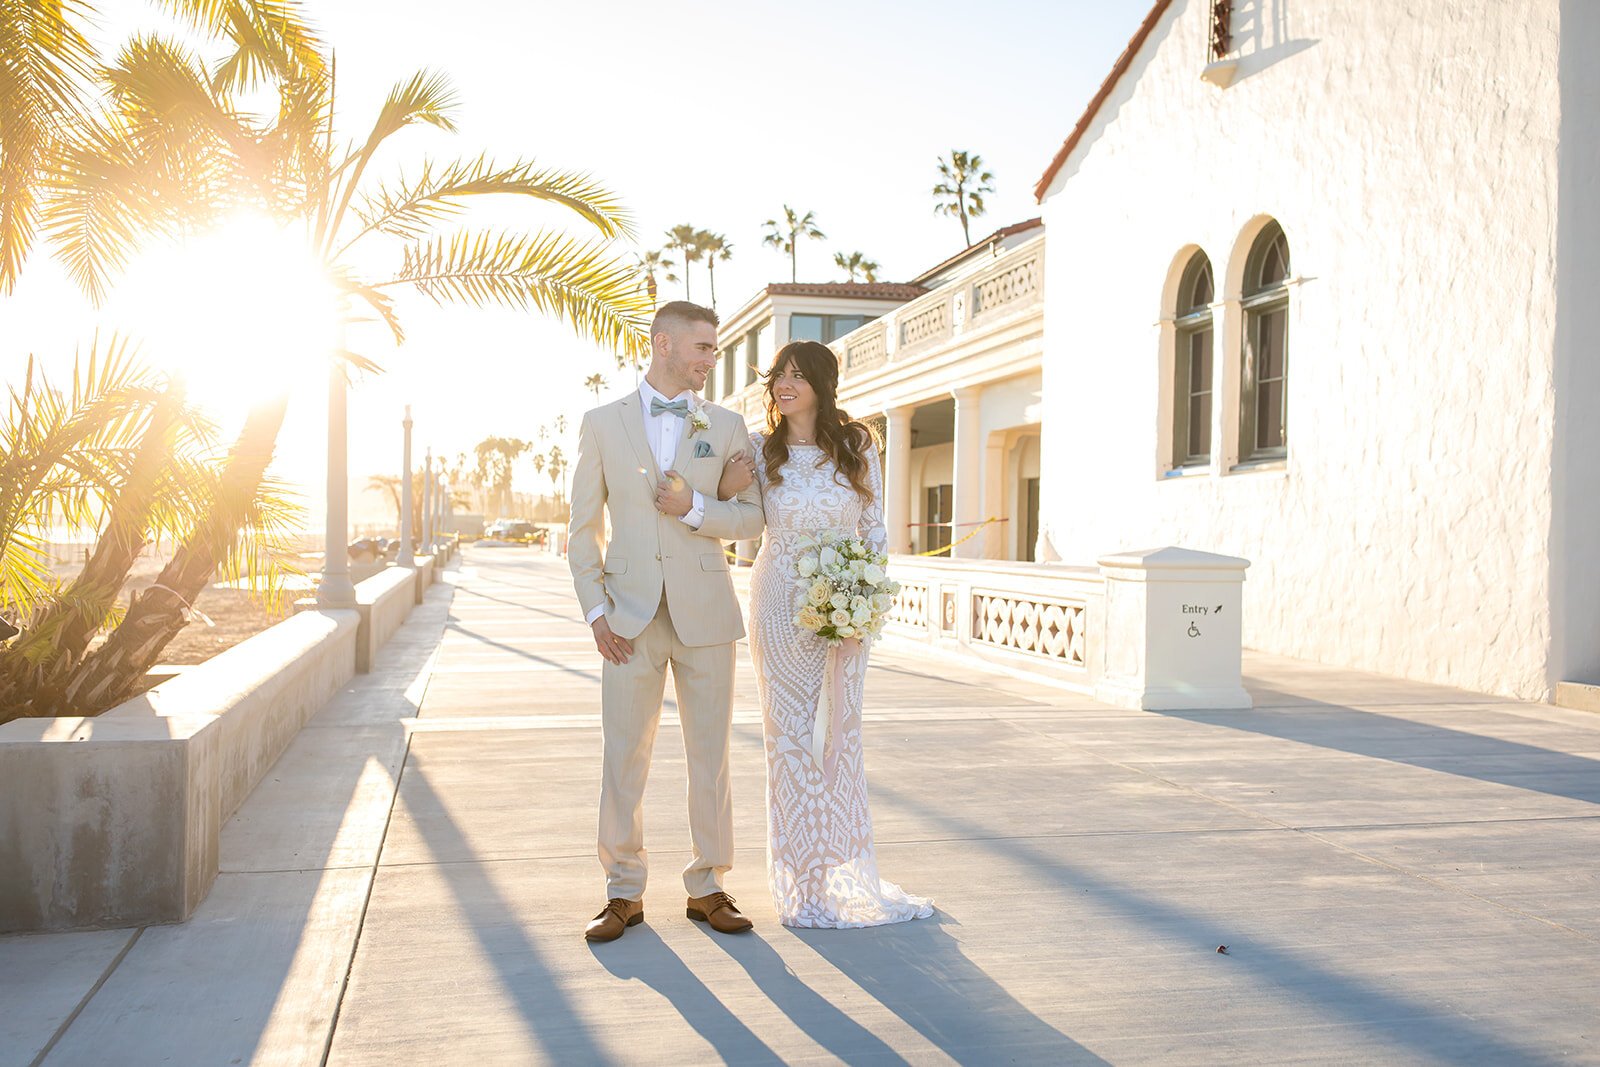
[317,344,356,608]
[437,470,450,541]
[951,385,984,559]
[398,406,415,567]
[421,447,434,553]
[884,405,913,554]
[982,435,1007,559]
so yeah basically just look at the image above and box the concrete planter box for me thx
[356,567,415,673]
[0,561,424,933]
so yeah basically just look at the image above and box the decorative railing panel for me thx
[971,589,1086,667]
[970,252,1042,320]
[898,299,950,350]
[888,581,929,630]
[844,326,887,372]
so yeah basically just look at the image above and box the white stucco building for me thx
[1032,0,1600,700]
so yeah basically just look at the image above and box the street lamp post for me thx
[317,339,357,609]
[421,447,434,554]
[399,405,415,568]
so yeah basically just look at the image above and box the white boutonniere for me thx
[688,408,711,435]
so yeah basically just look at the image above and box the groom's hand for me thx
[591,616,633,665]
[654,471,693,517]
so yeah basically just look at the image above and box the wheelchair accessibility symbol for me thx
[1187,622,1201,638]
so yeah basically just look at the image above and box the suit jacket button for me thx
[655,553,662,560]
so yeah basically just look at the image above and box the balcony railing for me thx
[829,234,1045,384]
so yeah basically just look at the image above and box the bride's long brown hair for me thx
[762,340,876,498]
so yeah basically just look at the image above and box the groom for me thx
[567,300,766,942]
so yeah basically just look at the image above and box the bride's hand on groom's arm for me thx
[591,616,633,665]
[717,449,756,501]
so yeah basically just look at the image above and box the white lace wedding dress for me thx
[746,433,934,928]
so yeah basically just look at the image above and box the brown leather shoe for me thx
[686,891,753,934]
[584,897,643,942]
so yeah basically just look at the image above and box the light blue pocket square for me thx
[693,440,713,458]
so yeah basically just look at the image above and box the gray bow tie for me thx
[649,397,690,419]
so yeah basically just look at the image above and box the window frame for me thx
[1236,224,1291,467]
[1172,254,1216,469]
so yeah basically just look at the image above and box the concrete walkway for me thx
[5,546,1599,1065]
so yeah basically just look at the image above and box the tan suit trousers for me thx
[599,596,734,900]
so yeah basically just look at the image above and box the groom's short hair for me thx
[651,300,718,338]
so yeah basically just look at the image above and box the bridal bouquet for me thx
[791,531,901,643]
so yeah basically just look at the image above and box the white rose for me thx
[829,592,850,611]
[863,563,885,585]
[872,592,893,612]
[830,609,852,628]
[850,595,869,612]
[798,607,823,630]
[808,580,831,606]
[851,607,871,627]
[796,554,818,578]
[836,624,856,638]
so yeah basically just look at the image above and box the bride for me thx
[717,340,933,928]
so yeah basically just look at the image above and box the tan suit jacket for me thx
[567,394,764,645]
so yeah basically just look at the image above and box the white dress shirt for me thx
[586,380,707,626]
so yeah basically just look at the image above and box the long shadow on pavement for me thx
[867,778,1569,1065]
[788,915,1108,1066]
[392,766,614,1063]
[694,926,908,1064]
[591,925,784,1065]
[1166,695,1600,807]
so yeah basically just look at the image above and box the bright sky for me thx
[0,0,1149,526]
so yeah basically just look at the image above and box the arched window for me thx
[1240,221,1290,462]
[1173,252,1215,467]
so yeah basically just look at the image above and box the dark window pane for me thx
[1191,261,1213,310]
[1257,311,1286,380]
[1192,330,1212,386]
[1257,380,1284,449]
[1189,391,1212,457]
[790,314,824,342]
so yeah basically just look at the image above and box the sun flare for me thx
[106,212,342,425]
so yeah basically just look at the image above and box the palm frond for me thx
[0,0,98,291]
[322,69,459,249]
[339,153,633,255]
[157,0,326,91]
[386,229,652,363]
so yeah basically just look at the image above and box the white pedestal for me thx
[1095,546,1252,711]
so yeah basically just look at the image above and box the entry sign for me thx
[1095,547,1252,711]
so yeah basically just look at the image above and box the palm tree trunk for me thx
[708,260,717,310]
[56,393,288,715]
[959,195,971,246]
[790,239,797,283]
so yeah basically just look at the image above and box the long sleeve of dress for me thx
[859,446,887,555]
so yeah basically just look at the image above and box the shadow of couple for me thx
[593,910,1104,1065]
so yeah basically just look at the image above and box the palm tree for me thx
[664,223,702,302]
[0,341,295,720]
[933,149,995,247]
[699,231,732,310]
[633,247,678,308]
[584,372,606,401]
[762,205,825,283]
[546,444,567,506]
[833,250,881,283]
[33,23,651,712]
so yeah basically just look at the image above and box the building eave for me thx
[1033,0,1175,203]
